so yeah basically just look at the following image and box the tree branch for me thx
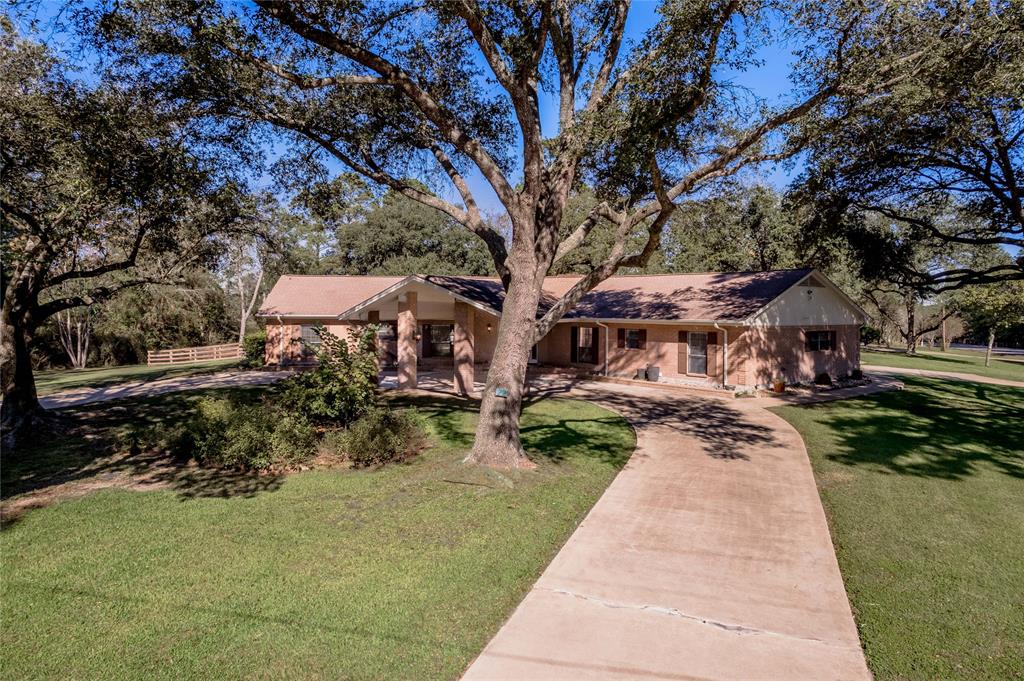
[254,1,519,210]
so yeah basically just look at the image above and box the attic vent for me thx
[801,275,826,288]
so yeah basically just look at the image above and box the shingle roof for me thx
[259,269,814,321]
[258,275,404,317]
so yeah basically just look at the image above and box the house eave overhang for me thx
[336,275,502,320]
[560,317,748,325]
[256,312,339,320]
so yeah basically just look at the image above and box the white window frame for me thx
[687,331,708,376]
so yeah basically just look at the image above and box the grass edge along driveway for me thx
[861,347,1024,383]
[33,359,243,396]
[0,389,635,681]
[773,376,1024,680]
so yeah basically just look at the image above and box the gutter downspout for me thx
[713,322,728,387]
[596,321,610,376]
[276,315,286,367]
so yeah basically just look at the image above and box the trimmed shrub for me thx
[860,325,883,346]
[317,429,348,460]
[814,372,833,386]
[243,330,267,366]
[180,397,316,470]
[851,368,864,380]
[279,325,379,425]
[343,408,428,467]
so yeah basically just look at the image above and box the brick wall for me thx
[264,320,360,365]
[745,324,860,386]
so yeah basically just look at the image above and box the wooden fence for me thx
[147,342,243,366]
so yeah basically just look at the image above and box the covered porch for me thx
[339,278,501,395]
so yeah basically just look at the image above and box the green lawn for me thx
[0,388,634,681]
[774,377,1024,680]
[33,359,243,396]
[862,347,1024,383]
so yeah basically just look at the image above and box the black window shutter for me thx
[638,329,647,349]
[617,328,625,348]
[678,330,685,343]
[422,324,432,357]
[830,330,837,351]
[805,331,812,351]
[570,326,579,363]
[708,331,717,345]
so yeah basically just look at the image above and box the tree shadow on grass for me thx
[1,387,285,528]
[388,391,636,468]
[519,415,634,467]
[806,377,1024,480]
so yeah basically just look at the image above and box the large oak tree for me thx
[0,22,249,442]
[90,0,946,467]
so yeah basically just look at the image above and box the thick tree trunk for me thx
[1,307,44,443]
[904,291,917,356]
[465,275,542,469]
[940,305,948,351]
[986,329,995,367]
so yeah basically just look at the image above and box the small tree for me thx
[957,282,1024,366]
[55,306,92,369]
[279,325,380,425]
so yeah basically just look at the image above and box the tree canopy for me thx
[796,0,1024,290]
[0,20,250,437]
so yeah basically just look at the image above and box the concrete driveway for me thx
[38,370,290,410]
[462,380,870,681]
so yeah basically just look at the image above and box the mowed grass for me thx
[774,377,1024,680]
[34,359,242,396]
[862,347,1024,383]
[0,389,634,681]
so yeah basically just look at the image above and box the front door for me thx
[688,331,708,375]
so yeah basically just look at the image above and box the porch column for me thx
[453,302,475,395]
[398,292,417,389]
[367,310,381,385]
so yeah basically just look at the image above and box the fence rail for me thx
[147,342,243,366]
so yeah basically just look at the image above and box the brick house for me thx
[257,268,865,392]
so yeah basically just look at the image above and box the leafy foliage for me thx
[177,396,316,470]
[279,325,379,425]
[860,325,882,346]
[242,330,267,366]
[956,281,1024,345]
[1,22,248,435]
[796,0,1024,288]
[342,407,428,468]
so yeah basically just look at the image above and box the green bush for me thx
[860,325,883,346]
[279,325,379,425]
[243,330,267,366]
[814,372,833,386]
[343,408,427,468]
[180,396,316,470]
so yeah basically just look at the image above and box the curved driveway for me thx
[463,380,871,680]
[38,370,290,410]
